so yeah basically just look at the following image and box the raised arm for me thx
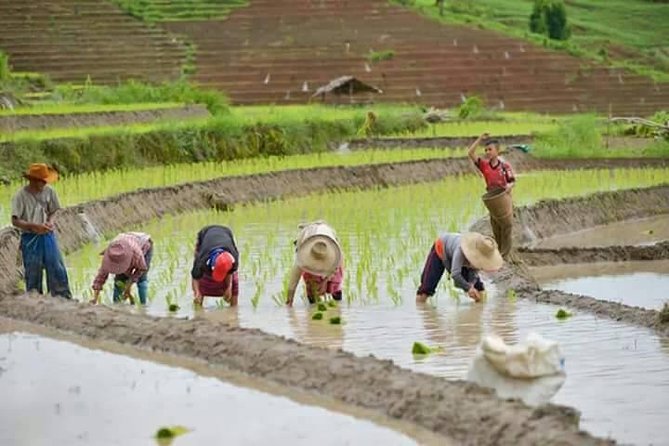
[467,133,489,164]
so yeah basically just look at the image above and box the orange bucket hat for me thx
[24,163,58,183]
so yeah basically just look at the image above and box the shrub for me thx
[529,0,570,41]
[368,49,396,63]
[0,51,10,82]
[457,95,486,119]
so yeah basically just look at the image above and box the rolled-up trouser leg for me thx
[43,232,71,299]
[417,245,446,296]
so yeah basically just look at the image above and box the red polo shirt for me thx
[475,157,515,191]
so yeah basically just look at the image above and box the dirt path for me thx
[0,105,209,132]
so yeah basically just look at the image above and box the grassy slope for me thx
[399,0,669,80]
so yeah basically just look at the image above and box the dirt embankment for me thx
[347,134,533,150]
[0,105,209,132]
[471,184,669,247]
[0,292,607,445]
[518,241,669,266]
[471,186,669,335]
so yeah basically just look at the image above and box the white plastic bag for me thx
[467,333,566,406]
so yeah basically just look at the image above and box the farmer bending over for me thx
[11,163,71,298]
[468,133,516,257]
[191,225,239,306]
[286,221,343,306]
[91,232,153,305]
[416,232,502,303]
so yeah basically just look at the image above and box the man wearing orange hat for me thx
[90,232,153,305]
[11,163,71,298]
[416,232,503,304]
[286,221,344,306]
[191,225,239,306]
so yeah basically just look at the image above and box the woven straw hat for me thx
[461,232,503,271]
[295,222,342,277]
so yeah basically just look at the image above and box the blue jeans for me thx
[112,245,153,305]
[20,232,71,299]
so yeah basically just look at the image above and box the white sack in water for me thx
[467,332,566,406]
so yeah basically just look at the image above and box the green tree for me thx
[529,0,570,41]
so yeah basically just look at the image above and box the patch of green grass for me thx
[312,312,324,320]
[53,79,229,115]
[111,0,248,22]
[368,49,396,63]
[395,0,669,81]
[0,102,183,117]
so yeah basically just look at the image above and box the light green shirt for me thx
[11,186,61,231]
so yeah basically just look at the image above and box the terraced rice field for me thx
[0,0,184,83]
[164,0,669,113]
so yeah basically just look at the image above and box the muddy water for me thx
[64,177,669,444]
[533,260,669,310]
[534,214,669,249]
[0,331,418,446]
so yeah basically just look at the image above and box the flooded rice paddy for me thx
[534,214,669,249]
[534,260,669,311]
[0,329,419,446]
[60,171,669,444]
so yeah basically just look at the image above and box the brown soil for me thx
[518,241,669,266]
[0,0,184,84]
[0,105,210,132]
[164,0,669,114]
[0,293,607,445]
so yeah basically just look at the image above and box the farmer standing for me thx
[468,133,516,258]
[416,232,503,303]
[11,163,71,298]
[191,225,239,306]
[91,232,153,305]
[286,221,344,306]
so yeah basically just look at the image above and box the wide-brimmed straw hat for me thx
[295,222,342,277]
[24,163,58,183]
[461,232,503,272]
[101,239,133,274]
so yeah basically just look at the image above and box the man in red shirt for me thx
[468,133,515,257]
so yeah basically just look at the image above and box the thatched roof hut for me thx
[311,76,382,103]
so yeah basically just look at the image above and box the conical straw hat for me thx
[461,232,503,271]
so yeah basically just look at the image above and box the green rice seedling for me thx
[155,425,189,440]
[215,299,227,309]
[556,309,573,320]
[329,316,342,325]
[312,312,324,321]
[411,342,442,356]
[317,303,328,312]
[327,300,337,308]
[165,292,180,312]
[507,289,517,302]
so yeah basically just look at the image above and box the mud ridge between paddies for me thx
[471,185,669,335]
[347,134,533,150]
[0,156,666,444]
[0,105,209,132]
